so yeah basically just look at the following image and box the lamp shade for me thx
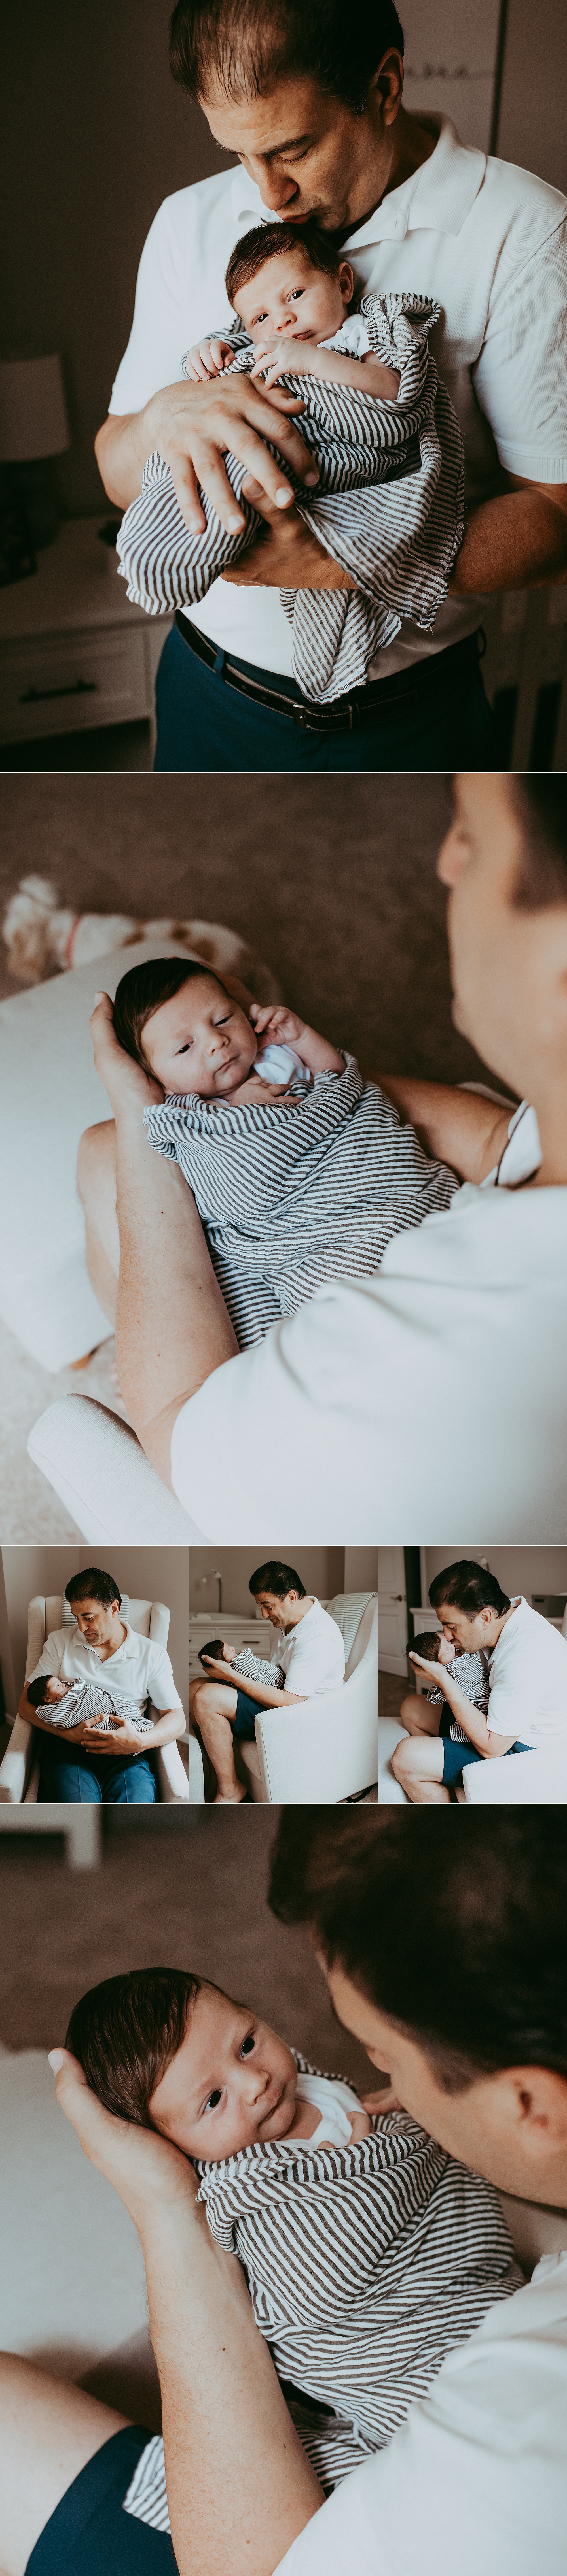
[0,354,70,461]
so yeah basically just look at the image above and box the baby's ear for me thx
[222,972,256,1012]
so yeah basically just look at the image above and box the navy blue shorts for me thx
[26,2428,177,2573]
[231,1684,264,1740]
[441,1737,532,1785]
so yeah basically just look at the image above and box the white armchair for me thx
[0,1593,187,1804]
[464,1749,567,1803]
[189,1594,377,1806]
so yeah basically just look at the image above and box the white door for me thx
[378,1549,408,1673]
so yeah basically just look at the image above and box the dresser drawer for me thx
[0,624,151,739]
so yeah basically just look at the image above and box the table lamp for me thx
[0,351,71,553]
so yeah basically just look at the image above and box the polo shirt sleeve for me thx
[473,209,567,481]
[109,197,195,414]
[146,1643,183,1711]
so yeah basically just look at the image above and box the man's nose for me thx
[253,164,299,213]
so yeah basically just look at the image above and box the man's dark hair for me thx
[268,1810,567,2090]
[226,219,344,312]
[512,779,567,909]
[169,0,405,113]
[65,1568,122,1610]
[428,1562,511,1619]
[407,1630,441,1664]
[198,1638,228,1663]
[113,959,230,1077]
[65,1968,204,2125]
[249,1561,307,1599]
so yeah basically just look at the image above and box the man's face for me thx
[149,1984,297,2160]
[71,1596,121,1648]
[434,1600,503,1655]
[201,65,402,233]
[437,775,567,1101]
[253,1589,301,1629]
[324,1961,565,2201]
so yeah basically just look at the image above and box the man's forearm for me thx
[438,1674,515,1757]
[113,1102,237,1481]
[141,2201,322,2576]
[373,1075,510,1183]
[233,1672,304,1708]
[146,1707,186,1747]
[95,412,152,511]
[450,486,567,595]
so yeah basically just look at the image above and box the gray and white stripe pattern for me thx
[143,1053,460,1351]
[117,294,465,703]
[123,2060,520,2529]
[427,1649,491,1744]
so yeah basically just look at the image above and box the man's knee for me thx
[391,1737,412,1785]
[77,1118,116,1213]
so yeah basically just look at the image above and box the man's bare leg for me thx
[391,1735,451,1804]
[397,1692,442,1738]
[76,1119,119,1326]
[191,1681,247,1803]
[0,2353,129,2576]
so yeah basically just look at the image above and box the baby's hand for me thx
[184,338,236,381]
[361,2086,404,2117]
[250,1002,306,1050]
[249,342,314,388]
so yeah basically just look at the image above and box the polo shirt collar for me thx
[229,114,486,249]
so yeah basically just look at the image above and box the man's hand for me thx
[362,2085,405,2116]
[79,1711,145,1752]
[140,372,317,537]
[409,1652,444,1682]
[89,991,163,1116]
[200,1656,236,1682]
[223,479,355,590]
[48,2048,197,2231]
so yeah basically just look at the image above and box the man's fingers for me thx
[169,455,209,536]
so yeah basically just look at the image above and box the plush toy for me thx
[2,874,280,1000]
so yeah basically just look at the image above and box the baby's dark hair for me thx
[225,218,346,314]
[27,1674,61,1708]
[65,1967,206,2126]
[113,958,230,1075]
[407,1631,443,1665]
[198,1639,227,1664]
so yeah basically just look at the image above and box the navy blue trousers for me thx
[154,623,497,774]
[37,1738,156,1802]
[26,2427,176,2572]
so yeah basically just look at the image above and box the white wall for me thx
[422,1546,567,1606]
[2,1546,189,1708]
[189,1548,346,1615]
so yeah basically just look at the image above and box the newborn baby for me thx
[26,1672,153,1736]
[66,1967,522,2534]
[117,217,464,702]
[409,1630,490,1746]
[197,1638,285,1689]
[113,955,460,1351]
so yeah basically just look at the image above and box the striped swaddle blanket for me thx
[123,2060,521,2531]
[143,1053,460,1351]
[117,294,465,704]
[30,1677,152,1735]
[428,1648,491,1745]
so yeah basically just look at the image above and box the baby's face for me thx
[149,1984,297,2161]
[235,246,348,348]
[44,1677,68,1699]
[142,974,257,1098]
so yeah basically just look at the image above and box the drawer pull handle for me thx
[18,678,97,705]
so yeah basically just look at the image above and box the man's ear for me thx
[508,2066,567,2165]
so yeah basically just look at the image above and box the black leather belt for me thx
[174,612,482,736]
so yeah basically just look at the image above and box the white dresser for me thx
[0,516,172,746]
[189,1610,272,1684]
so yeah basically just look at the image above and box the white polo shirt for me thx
[110,117,567,678]
[28,1619,183,1713]
[487,1597,567,1745]
[274,2252,567,2576]
[270,1600,345,1696]
[171,1181,567,1542]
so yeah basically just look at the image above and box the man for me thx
[3,1811,565,2575]
[18,1565,185,1805]
[95,0,567,774]
[191,1560,345,1800]
[79,772,567,1539]
[392,1561,567,1803]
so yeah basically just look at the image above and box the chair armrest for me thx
[464,1751,567,1804]
[254,1666,376,1804]
[155,1738,188,1803]
[0,1713,35,1804]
